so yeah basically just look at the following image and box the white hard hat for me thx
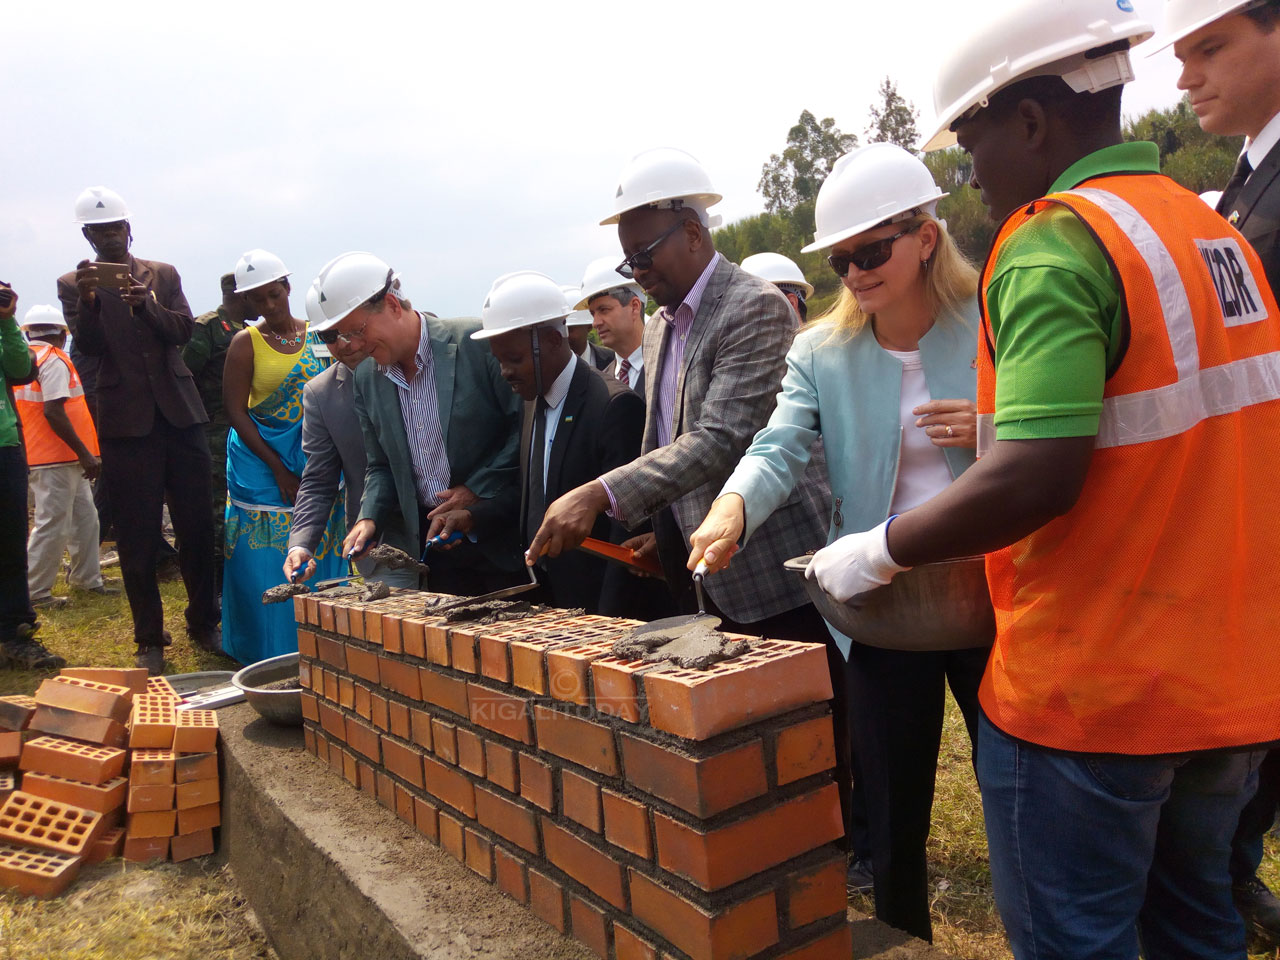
[472,271,571,340]
[309,252,400,332]
[574,256,645,310]
[561,285,594,328]
[1152,0,1261,51]
[601,147,723,227]
[20,304,67,331]
[740,253,814,298]
[923,0,1154,152]
[234,249,291,294]
[802,144,946,253]
[74,186,130,225]
[1199,189,1225,208]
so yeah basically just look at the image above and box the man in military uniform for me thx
[182,272,250,593]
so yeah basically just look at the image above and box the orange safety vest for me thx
[976,172,1280,755]
[14,342,100,467]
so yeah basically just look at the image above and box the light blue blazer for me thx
[721,296,980,657]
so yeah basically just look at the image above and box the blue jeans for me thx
[977,711,1262,959]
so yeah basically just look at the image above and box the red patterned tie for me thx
[617,358,631,386]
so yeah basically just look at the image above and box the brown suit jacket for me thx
[57,256,206,439]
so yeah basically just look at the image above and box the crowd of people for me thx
[2,0,1279,953]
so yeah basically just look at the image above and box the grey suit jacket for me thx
[353,314,523,572]
[600,257,830,623]
[1220,138,1280,296]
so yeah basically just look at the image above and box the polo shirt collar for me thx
[1050,141,1161,194]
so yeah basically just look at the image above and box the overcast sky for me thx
[3,0,1189,319]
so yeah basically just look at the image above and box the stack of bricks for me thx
[126,676,222,864]
[296,591,852,960]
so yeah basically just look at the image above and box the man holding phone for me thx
[56,186,219,674]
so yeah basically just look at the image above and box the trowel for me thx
[625,561,721,641]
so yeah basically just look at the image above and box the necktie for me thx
[526,397,549,546]
[1218,153,1253,217]
[617,357,632,387]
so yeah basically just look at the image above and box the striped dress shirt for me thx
[379,313,451,508]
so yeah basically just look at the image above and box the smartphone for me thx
[0,285,12,309]
[91,262,131,290]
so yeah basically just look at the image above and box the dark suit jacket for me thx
[518,359,647,615]
[353,314,523,573]
[585,341,615,372]
[1220,138,1280,295]
[57,256,206,439]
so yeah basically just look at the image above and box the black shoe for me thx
[846,856,874,894]
[188,623,223,655]
[77,585,120,596]
[135,645,165,676]
[1,625,66,672]
[1236,876,1280,944]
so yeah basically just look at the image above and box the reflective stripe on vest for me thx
[976,172,1280,754]
[15,343,100,466]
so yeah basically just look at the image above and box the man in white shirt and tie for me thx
[575,257,647,398]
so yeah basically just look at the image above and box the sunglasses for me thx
[315,318,368,345]
[616,219,687,278]
[827,225,919,278]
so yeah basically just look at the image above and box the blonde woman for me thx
[688,143,986,943]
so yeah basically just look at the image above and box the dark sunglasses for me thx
[616,219,687,278]
[827,225,919,278]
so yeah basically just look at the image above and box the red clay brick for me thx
[60,667,147,695]
[310,665,326,699]
[333,602,351,637]
[464,827,493,879]
[376,771,395,809]
[569,894,610,958]
[628,868,779,960]
[510,638,552,695]
[23,772,127,815]
[775,924,854,959]
[364,607,383,645]
[775,716,837,789]
[450,628,480,675]
[380,658,421,700]
[439,810,464,862]
[358,761,377,798]
[123,834,169,862]
[409,709,434,750]
[548,639,616,707]
[518,754,553,812]
[620,734,768,818]
[304,595,321,626]
[299,658,313,691]
[478,632,512,684]
[654,783,844,891]
[431,719,458,764]
[339,677,357,713]
[419,670,469,718]
[613,923,658,960]
[174,752,217,784]
[354,684,372,721]
[560,768,602,833]
[457,728,486,777]
[370,692,390,731]
[85,826,125,864]
[128,697,177,750]
[346,645,381,684]
[401,618,427,660]
[172,710,219,754]
[494,846,528,903]
[468,684,533,744]
[602,789,652,859]
[304,726,316,755]
[786,854,846,929]
[297,629,318,658]
[424,621,451,666]
[345,716,381,762]
[381,737,426,789]
[316,635,346,670]
[170,827,215,862]
[381,613,403,654]
[21,736,126,785]
[389,702,411,741]
[177,802,220,835]
[328,741,346,779]
[315,731,330,766]
[414,796,439,841]
[130,748,175,786]
[395,784,416,826]
[0,696,37,732]
[422,754,476,817]
[0,731,18,768]
[126,808,176,839]
[348,605,366,640]
[485,742,519,793]
[541,818,627,909]
[127,783,175,813]
[318,600,336,633]
[322,669,339,704]
[533,705,618,775]
[317,701,345,740]
[36,677,132,722]
[301,692,320,723]
[30,706,127,748]
[643,640,832,741]
[177,778,219,810]
[528,867,566,932]
[0,771,14,802]
[474,784,539,853]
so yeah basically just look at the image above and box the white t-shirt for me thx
[36,353,72,402]
[884,349,953,514]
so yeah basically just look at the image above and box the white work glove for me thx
[807,518,911,603]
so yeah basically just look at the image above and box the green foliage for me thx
[1123,96,1243,193]
[923,148,996,265]
[866,76,920,152]
[713,209,844,313]
[757,110,858,215]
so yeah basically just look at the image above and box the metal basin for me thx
[784,555,995,652]
[232,653,303,726]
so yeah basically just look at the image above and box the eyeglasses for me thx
[826,225,919,278]
[315,318,368,345]
[616,219,687,278]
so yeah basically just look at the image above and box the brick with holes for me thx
[0,840,81,897]
[172,710,219,754]
[0,790,103,857]
[20,736,126,785]
[21,772,127,815]
[128,696,177,749]
[0,695,37,732]
[35,676,132,723]
[130,748,175,786]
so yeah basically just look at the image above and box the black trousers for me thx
[99,417,218,646]
[0,445,35,642]
[844,639,988,943]
[1230,746,1280,882]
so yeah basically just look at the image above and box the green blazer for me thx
[353,314,523,572]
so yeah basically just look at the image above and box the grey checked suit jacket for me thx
[600,256,830,623]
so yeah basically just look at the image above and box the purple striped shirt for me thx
[380,313,451,508]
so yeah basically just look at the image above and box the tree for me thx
[757,110,858,216]
[922,148,996,265]
[866,76,920,153]
[1123,96,1242,194]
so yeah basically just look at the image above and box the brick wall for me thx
[296,591,852,960]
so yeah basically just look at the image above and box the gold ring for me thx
[945,425,954,438]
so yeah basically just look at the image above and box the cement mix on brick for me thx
[219,702,593,960]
